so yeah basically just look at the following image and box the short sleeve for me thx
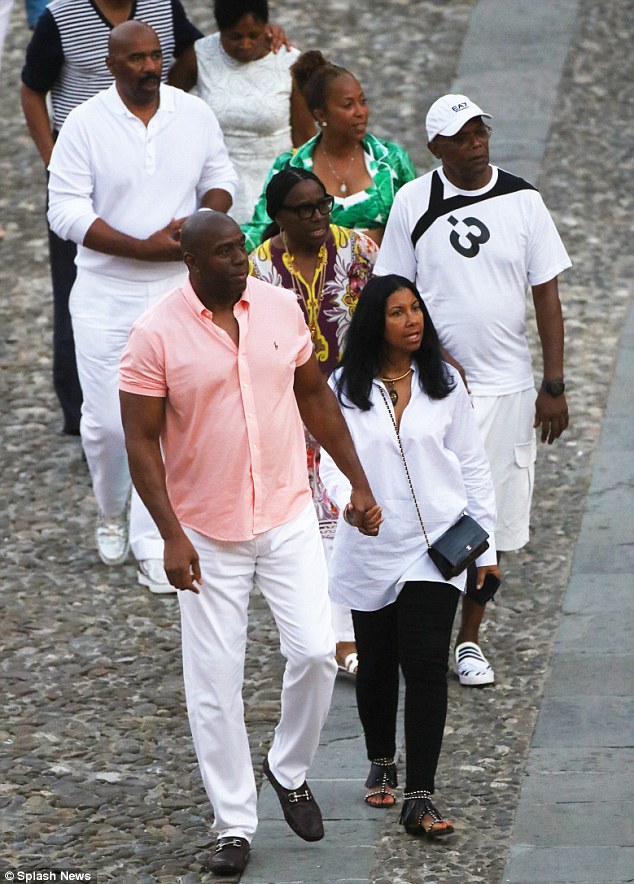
[119,323,168,397]
[390,142,418,191]
[525,193,572,286]
[294,301,313,367]
[374,186,419,282]
[353,229,379,265]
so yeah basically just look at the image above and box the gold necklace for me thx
[281,230,329,362]
[378,367,413,406]
[320,141,359,194]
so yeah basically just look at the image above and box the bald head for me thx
[108,20,158,55]
[181,211,249,305]
[181,210,241,257]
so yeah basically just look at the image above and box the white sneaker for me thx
[96,513,129,566]
[454,642,495,686]
[137,559,175,594]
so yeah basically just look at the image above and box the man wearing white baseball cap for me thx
[375,93,571,687]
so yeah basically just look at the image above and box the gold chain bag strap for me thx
[377,385,489,580]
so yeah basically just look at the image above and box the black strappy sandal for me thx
[399,790,454,836]
[364,757,398,808]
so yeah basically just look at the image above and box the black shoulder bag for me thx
[378,385,489,580]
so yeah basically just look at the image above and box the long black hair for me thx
[260,168,326,242]
[335,274,455,410]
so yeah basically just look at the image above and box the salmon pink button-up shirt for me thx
[119,276,313,541]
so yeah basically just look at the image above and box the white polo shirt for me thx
[375,166,571,396]
[48,83,238,282]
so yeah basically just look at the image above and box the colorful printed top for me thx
[250,225,378,375]
[242,132,417,251]
[250,225,378,533]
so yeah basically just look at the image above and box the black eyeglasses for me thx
[279,195,334,220]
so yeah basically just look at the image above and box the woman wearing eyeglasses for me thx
[250,168,377,676]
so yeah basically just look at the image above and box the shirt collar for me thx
[181,275,252,318]
[292,133,373,169]
[105,82,174,118]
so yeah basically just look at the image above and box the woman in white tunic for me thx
[320,274,500,837]
[173,0,314,224]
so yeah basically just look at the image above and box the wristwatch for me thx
[541,379,566,397]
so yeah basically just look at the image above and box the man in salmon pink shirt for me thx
[119,210,381,877]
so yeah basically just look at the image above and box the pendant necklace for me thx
[320,142,359,194]
[378,367,413,406]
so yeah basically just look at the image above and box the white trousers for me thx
[472,388,537,551]
[179,503,337,841]
[70,268,186,560]
[321,536,355,643]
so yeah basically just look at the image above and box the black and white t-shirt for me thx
[375,166,571,396]
[21,0,202,132]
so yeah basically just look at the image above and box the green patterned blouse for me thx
[241,132,417,251]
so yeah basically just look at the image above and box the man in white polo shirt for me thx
[376,94,571,686]
[47,20,237,592]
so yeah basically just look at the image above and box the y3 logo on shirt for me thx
[447,214,490,258]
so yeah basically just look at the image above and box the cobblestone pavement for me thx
[0,1,632,882]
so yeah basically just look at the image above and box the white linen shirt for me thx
[47,83,238,282]
[320,365,497,611]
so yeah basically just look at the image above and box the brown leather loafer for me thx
[263,757,324,841]
[207,836,250,876]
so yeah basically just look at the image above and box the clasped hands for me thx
[345,488,383,536]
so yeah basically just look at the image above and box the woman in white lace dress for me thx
[171,0,314,224]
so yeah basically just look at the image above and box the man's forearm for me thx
[125,437,184,542]
[299,389,371,494]
[83,218,183,262]
[21,84,55,166]
[167,44,197,91]
[533,279,565,378]
[120,391,203,588]
[200,188,233,213]
[293,357,378,530]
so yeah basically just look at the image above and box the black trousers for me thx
[48,224,82,434]
[352,581,460,794]
[46,161,82,435]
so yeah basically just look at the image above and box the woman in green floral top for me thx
[250,168,377,675]
[242,50,416,251]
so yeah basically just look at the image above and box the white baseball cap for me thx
[426,94,492,141]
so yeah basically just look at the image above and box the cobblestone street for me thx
[0,1,632,882]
